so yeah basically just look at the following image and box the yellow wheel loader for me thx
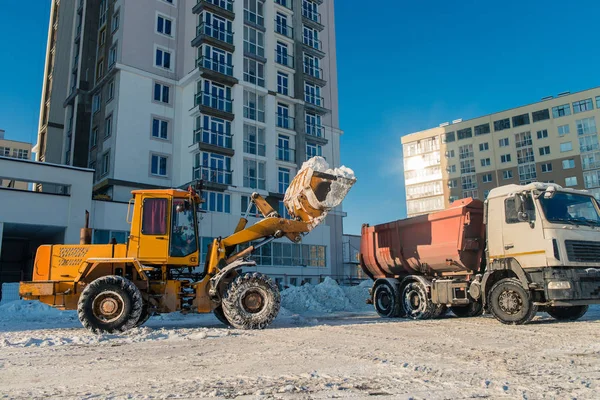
[18,158,355,333]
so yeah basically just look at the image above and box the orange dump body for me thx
[360,198,486,280]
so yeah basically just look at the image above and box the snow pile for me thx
[0,300,77,323]
[1,282,21,305]
[281,277,372,314]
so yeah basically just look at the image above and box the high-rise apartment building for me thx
[402,87,600,218]
[35,0,347,283]
[0,130,33,190]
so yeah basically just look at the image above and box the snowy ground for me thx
[1,280,600,399]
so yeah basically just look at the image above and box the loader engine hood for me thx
[283,156,356,230]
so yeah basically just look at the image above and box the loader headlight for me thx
[548,281,572,290]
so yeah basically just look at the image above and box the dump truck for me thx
[360,182,600,325]
[19,157,355,334]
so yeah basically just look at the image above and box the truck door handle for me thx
[155,237,167,240]
[504,244,514,250]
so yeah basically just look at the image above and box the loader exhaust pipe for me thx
[80,210,92,245]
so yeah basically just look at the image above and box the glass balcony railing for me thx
[194,127,233,149]
[304,93,324,107]
[196,56,233,76]
[275,20,293,38]
[304,64,323,79]
[243,140,266,157]
[244,177,266,190]
[276,114,295,130]
[302,8,322,24]
[198,0,234,12]
[193,166,232,185]
[197,22,233,44]
[303,37,322,51]
[194,91,233,113]
[276,146,296,163]
[275,50,294,68]
[306,122,324,138]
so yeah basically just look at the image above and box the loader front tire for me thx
[221,272,280,330]
[77,276,143,334]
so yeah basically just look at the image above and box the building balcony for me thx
[459,152,474,159]
[581,143,600,153]
[276,114,295,131]
[302,37,325,58]
[243,177,266,191]
[302,9,324,31]
[193,127,234,156]
[194,92,234,120]
[275,20,293,39]
[303,64,326,86]
[196,56,238,86]
[191,23,235,53]
[304,93,328,114]
[244,9,264,28]
[583,161,600,171]
[243,141,266,157]
[193,166,232,188]
[276,146,296,163]
[274,0,293,10]
[192,0,235,20]
[275,50,294,69]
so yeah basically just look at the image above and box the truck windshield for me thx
[539,192,600,225]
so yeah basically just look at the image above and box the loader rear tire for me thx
[77,276,143,334]
[134,302,152,328]
[213,305,231,327]
[221,272,280,330]
[401,280,435,320]
[372,280,403,318]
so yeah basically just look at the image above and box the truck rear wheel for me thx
[221,272,280,329]
[547,305,588,321]
[372,280,403,318]
[488,278,537,325]
[401,280,434,320]
[77,276,143,334]
[451,301,483,318]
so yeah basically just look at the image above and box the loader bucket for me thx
[283,157,356,229]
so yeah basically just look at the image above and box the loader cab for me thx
[127,189,201,266]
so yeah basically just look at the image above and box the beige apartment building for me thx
[0,129,33,190]
[402,86,600,217]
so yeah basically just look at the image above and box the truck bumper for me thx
[538,267,600,305]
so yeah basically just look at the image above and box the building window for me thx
[306,112,323,137]
[512,113,530,127]
[460,159,475,174]
[244,25,265,57]
[515,131,532,148]
[576,117,597,136]
[154,82,170,103]
[304,53,321,78]
[503,170,513,180]
[194,152,232,184]
[536,129,548,139]
[306,142,322,160]
[474,123,490,136]
[157,15,173,36]
[104,115,112,138]
[101,151,110,176]
[500,154,511,163]
[243,57,265,87]
[277,71,289,96]
[278,167,290,193]
[109,44,117,68]
[112,11,120,32]
[93,229,128,244]
[480,158,491,167]
[241,195,259,216]
[243,124,266,156]
[461,175,477,190]
[558,124,570,136]
[107,80,115,101]
[597,96,600,109]
[582,152,600,170]
[448,165,456,173]
[277,134,293,161]
[302,25,320,50]
[539,146,550,156]
[243,90,265,122]
[92,93,101,113]
[194,114,232,148]
[448,179,458,188]
[541,163,552,173]
[584,171,600,189]
[532,109,550,122]
[278,201,291,219]
[573,98,593,114]
[482,173,493,183]
[276,41,292,68]
[560,142,573,152]
[201,191,231,214]
[518,164,537,183]
[494,118,510,131]
[243,158,266,189]
[565,176,578,187]
[91,127,98,148]
[199,45,233,75]
[443,132,455,143]
[562,159,575,169]
[579,134,599,153]
[446,149,455,158]
[152,118,168,140]
[552,104,571,118]
[304,82,322,106]
[155,48,172,70]
[499,138,509,147]
[516,148,535,164]
[275,12,291,37]
[277,103,293,130]
[479,143,489,152]
[244,0,265,26]
[457,128,472,140]
[459,144,474,159]
[151,154,168,177]
[201,12,233,44]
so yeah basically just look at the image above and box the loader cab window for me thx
[141,198,167,235]
[170,198,198,257]
[505,195,536,224]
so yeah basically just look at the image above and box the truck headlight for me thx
[548,281,572,290]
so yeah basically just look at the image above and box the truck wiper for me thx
[550,218,579,226]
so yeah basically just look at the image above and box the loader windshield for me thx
[539,192,600,226]
[170,198,198,257]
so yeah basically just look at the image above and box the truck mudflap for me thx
[542,267,600,303]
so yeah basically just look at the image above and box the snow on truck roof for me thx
[486,182,591,200]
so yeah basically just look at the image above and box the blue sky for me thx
[2,1,600,234]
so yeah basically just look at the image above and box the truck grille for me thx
[565,240,600,263]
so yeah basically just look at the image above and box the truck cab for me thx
[483,182,600,323]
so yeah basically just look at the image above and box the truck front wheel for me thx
[547,305,588,321]
[488,278,537,325]
[373,280,403,318]
[402,281,434,320]
[221,272,280,329]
